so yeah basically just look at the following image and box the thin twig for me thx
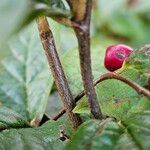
[51,17,83,30]
[67,0,103,119]
[37,16,82,129]
[53,72,150,120]
[148,78,150,91]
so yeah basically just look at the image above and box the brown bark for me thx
[37,16,82,129]
[67,0,103,119]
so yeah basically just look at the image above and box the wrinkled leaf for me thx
[127,45,150,71]
[90,120,124,150]
[0,107,29,131]
[66,119,124,150]
[0,23,53,121]
[73,80,150,120]
[66,111,150,150]
[66,120,100,150]
[0,120,66,150]
[121,45,150,86]
[122,111,150,150]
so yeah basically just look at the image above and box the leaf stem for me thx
[37,16,82,129]
[53,72,150,120]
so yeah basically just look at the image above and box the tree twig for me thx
[67,0,103,119]
[148,78,150,91]
[37,16,82,129]
[53,72,150,120]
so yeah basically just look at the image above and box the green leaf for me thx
[73,46,150,120]
[46,92,63,118]
[96,0,150,46]
[108,12,146,42]
[0,0,30,43]
[0,120,66,150]
[61,34,124,97]
[62,39,109,96]
[0,23,53,121]
[73,80,150,120]
[66,111,150,150]
[0,107,29,131]
[131,0,150,17]
[0,0,70,45]
[122,111,150,150]
[66,120,100,150]
[35,0,71,18]
[128,45,150,71]
[121,45,150,87]
[91,120,124,150]
[66,119,124,150]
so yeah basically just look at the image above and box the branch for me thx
[148,78,150,91]
[51,16,83,29]
[53,72,150,120]
[67,0,103,119]
[37,16,82,129]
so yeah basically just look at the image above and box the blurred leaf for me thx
[0,23,53,121]
[0,0,70,45]
[132,0,150,15]
[97,0,126,21]
[66,111,150,150]
[0,0,30,43]
[48,19,61,51]
[46,92,63,118]
[0,107,29,131]
[108,11,149,44]
[95,0,150,46]
[60,26,77,53]
[61,36,114,96]
[0,120,66,150]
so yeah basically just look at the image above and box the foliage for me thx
[0,0,149,149]
[66,111,150,150]
[0,24,53,122]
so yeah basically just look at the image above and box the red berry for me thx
[104,44,133,71]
